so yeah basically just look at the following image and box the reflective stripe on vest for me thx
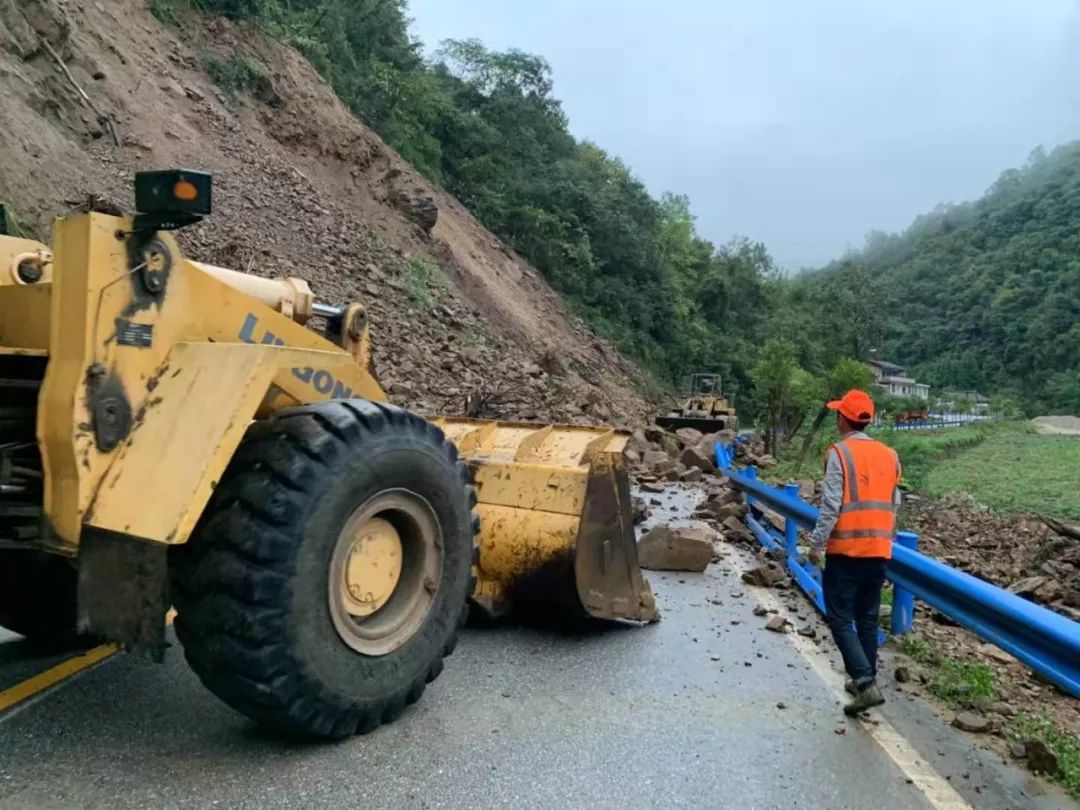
[826,438,899,559]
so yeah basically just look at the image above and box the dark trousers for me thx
[823,554,888,687]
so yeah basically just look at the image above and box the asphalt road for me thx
[0,491,1071,809]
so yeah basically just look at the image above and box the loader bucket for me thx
[655,414,736,434]
[432,418,660,623]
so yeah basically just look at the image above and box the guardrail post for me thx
[890,531,918,635]
[744,466,756,507]
[783,482,799,557]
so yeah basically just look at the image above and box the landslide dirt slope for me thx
[0,0,659,425]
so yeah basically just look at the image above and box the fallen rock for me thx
[680,466,703,483]
[637,525,715,572]
[722,515,753,543]
[632,497,649,524]
[894,666,912,683]
[675,427,704,446]
[642,449,672,468]
[1008,576,1047,599]
[707,489,741,506]
[951,712,992,733]
[639,480,666,494]
[977,643,1014,665]
[765,615,791,633]
[717,502,749,521]
[1009,742,1026,759]
[797,625,817,638]
[680,446,715,473]
[741,562,786,588]
[663,465,684,482]
[1025,739,1059,775]
[644,426,667,445]
[753,604,768,617]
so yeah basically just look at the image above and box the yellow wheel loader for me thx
[0,171,657,738]
[656,372,739,434]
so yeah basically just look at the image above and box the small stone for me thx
[741,562,786,588]
[1009,743,1026,759]
[1025,740,1059,776]
[710,655,720,662]
[776,702,787,710]
[977,643,1014,665]
[894,666,912,683]
[797,625,816,638]
[834,727,846,735]
[679,466,703,483]
[951,712,992,733]
[753,605,768,616]
[764,615,791,633]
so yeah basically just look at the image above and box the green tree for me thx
[751,340,800,457]
[794,358,874,472]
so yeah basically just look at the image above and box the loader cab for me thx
[690,374,720,396]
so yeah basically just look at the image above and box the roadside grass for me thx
[1012,714,1080,799]
[879,422,995,492]
[764,420,1080,520]
[897,636,1078,799]
[920,422,1080,520]
[895,635,997,708]
[766,420,994,490]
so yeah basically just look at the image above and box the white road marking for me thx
[731,552,973,810]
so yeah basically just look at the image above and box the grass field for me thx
[764,420,1080,520]
[920,422,1080,520]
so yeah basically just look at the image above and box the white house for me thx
[866,359,930,400]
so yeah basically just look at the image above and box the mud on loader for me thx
[0,171,657,738]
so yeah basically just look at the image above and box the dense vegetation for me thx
[157,0,1079,419]
[793,143,1080,415]
[153,0,775,409]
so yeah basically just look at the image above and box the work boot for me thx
[844,679,857,696]
[843,684,885,716]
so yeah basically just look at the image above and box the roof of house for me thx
[866,359,906,374]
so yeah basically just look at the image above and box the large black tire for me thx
[0,551,85,646]
[170,400,477,738]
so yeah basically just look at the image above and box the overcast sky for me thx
[408,0,1080,271]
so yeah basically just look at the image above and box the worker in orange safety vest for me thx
[808,389,901,716]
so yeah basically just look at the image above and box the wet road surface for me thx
[0,486,1071,809]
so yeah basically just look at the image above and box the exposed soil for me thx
[1033,416,1080,436]
[0,0,661,426]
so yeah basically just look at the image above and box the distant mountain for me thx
[815,143,1080,414]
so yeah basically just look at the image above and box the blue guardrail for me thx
[714,441,1080,698]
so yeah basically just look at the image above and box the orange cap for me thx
[827,389,875,423]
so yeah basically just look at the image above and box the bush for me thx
[204,53,270,105]
[403,258,446,309]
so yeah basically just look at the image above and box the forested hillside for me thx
[792,143,1080,414]
[151,0,776,406]
[148,1,1079,417]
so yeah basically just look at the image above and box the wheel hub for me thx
[341,517,403,617]
[328,490,444,657]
